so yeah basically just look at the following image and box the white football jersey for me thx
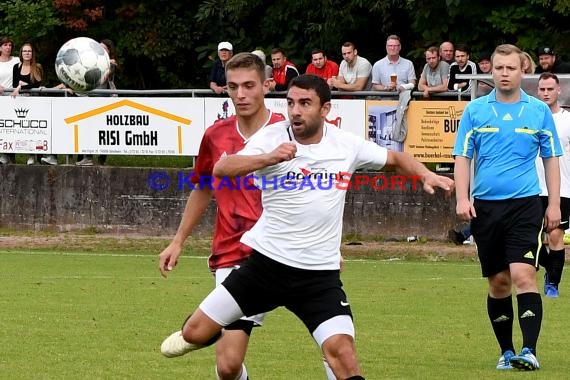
[537,108,570,198]
[238,121,388,270]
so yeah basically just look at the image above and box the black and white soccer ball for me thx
[55,37,110,91]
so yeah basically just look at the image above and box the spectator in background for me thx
[535,46,570,73]
[447,44,477,94]
[521,52,536,74]
[418,46,449,98]
[305,48,339,81]
[269,47,298,91]
[209,41,233,94]
[371,34,416,92]
[10,43,46,165]
[440,41,455,65]
[477,52,492,74]
[476,51,494,96]
[328,41,372,91]
[251,49,273,80]
[0,36,20,165]
[76,39,118,166]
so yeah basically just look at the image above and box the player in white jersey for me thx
[160,74,454,380]
[535,72,570,298]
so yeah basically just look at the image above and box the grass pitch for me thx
[0,247,567,379]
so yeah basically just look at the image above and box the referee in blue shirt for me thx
[453,44,562,371]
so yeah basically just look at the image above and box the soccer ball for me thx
[55,37,110,91]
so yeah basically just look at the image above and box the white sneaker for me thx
[41,155,58,165]
[160,330,201,358]
[27,156,36,165]
[0,154,10,165]
[76,158,94,166]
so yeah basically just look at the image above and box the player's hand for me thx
[267,142,296,165]
[339,255,345,273]
[421,172,454,197]
[159,242,183,278]
[456,198,476,222]
[544,204,561,232]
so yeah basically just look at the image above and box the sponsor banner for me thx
[51,98,205,155]
[0,97,52,154]
[365,100,400,151]
[204,97,366,138]
[405,101,468,163]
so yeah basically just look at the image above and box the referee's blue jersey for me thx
[453,89,562,200]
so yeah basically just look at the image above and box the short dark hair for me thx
[288,74,331,106]
[539,72,559,84]
[455,44,470,55]
[271,47,286,56]
[225,52,266,82]
[311,48,325,56]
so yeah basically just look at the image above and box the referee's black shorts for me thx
[472,195,543,277]
[539,196,570,231]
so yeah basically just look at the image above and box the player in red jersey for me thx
[159,52,285,380]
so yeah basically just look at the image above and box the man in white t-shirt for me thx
[535,72,570,298]
[160,74,454,380]
[328,41,372,91]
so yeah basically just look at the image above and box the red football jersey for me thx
[305,60,339,80]
[191,111,286,269]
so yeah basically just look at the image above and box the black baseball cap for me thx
[478,51,492,62]
[538,46,555,56]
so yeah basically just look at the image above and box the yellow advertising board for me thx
[404,101,468,163]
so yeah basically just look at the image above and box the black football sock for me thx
[548,249,565,286]
[538,244,550,271]
[487,295,514,354]
[517,292,542,355]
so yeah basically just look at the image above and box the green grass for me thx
[0,249,567,379]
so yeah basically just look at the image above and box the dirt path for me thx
[0,232,478,260]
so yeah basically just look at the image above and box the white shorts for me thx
[215,266,265,326]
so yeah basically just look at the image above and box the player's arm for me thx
[213,142,297,177]
[454,156,475,221]
[383,150,454,196]
[159,188,213,277]
[543,156,561,231]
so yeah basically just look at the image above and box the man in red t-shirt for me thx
[159,53,285,380]
[269,47,299,91]
[305,49,339,81]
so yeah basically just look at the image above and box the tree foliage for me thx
[1,0,570,89]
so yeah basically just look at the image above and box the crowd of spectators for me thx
[4,34,570,167]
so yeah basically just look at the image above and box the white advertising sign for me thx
[204,97,366,138]
[51,97,205,155]
[0,97,52,154]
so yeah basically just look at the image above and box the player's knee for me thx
[215,360,243,380]
[324,335,357,364]
[181,314,222,345]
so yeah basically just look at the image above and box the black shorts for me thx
[540,196,570,230]
[221,251,352,334]
[472,196,543,277]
